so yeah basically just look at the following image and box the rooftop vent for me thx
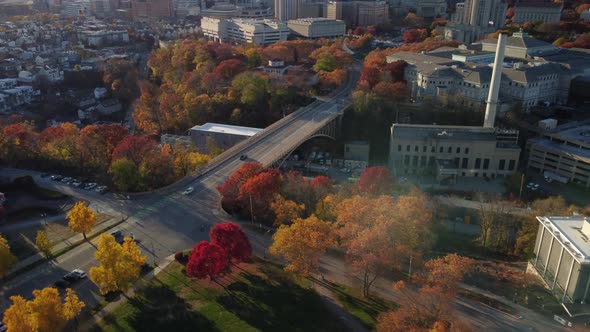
[582,218,590,238]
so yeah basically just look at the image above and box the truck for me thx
[544,171,568,184]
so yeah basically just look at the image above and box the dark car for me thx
[239,154,248,161]
[54,279,71,289]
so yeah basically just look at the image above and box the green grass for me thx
[94,259,346,332]
[328,282,397,330]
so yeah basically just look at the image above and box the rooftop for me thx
[191,123,263,137]
[537,216,590,265]
[481,32,554,50]
[556,125,590,145]
[391,124,498,142]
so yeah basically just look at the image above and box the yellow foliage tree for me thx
[36,230,52,258]
[89,234,147,295]
[3,287,84,332]
[66,201,96,239]
[0,233,17,277]
[270,194,305,226]
[269,215,336,276]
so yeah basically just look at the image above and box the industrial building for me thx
[201,17,290,45]
[531,216,590,305]
[388,34,522,185]
[287,18,345,39]
[526,123,590,188]
[190,123,263,153]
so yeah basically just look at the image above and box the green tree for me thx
[231,72,269,106]
[110,158,141,192]
[313,53,337,73]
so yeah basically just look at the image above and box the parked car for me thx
[71,180,82,187]
[111,230,122,238]
[183,187,194,195]
[85,183,97,190]
[50,175,63,181]
[239,154,247,161]
[95,186,108,194]
[63,269,86,283]
[61,177,73,183]
[0,321,6,332]
[54,279,71,289]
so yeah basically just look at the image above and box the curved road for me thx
[0,66,567,331]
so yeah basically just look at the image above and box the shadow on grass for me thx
[98,278,219,332]
[216,270,340,332]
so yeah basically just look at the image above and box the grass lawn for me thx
[94,259,346,332]
[327,282,397,330]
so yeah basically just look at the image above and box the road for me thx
[0,66,567,331]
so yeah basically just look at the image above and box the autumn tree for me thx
[358,166,393,195]
[213,59,247,80]
[186,241,228,279]
[238,168,283,222]
[111,135,158,165]
[209,222,252,262]
[0,233,17,277]
[270,215,337,276]
[138,147,176,189]
[36,230,52,259]
[4,287,84,332]
[66,201,96,240]
[89,234,147,294]
[218,161,264,213]
[77,124,128,171]
[403,29,428,43]
[376,254,474,332]
[271,194,305,226]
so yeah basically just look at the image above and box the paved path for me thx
[313,277,368,332]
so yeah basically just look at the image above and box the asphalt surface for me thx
[0,66,569,331]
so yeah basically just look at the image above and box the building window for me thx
[404,155,410,166]
[439,146,443,153]
[475,158,481,169]
[465,148,469,154]
[415,145,419,152]
[421,156,427,166]
[509,160,516,170]
[499,159,505,170]
[412,156,418,166]
[406,145,410,152]
[448,147,452,153]
[454,157,460,167]
[429,156,435,166]
[462,158,468,168]
[423,146,427,153]
[483,158,490,170]
[398,145,401,152]
[456,147,460,154]
[431,146,435,153]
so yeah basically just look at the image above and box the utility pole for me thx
[518,173,524,200]
[408,255,413,277]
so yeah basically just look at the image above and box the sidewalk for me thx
[313,277,368,332]
[5,214,126,280]
[78,254,176,331]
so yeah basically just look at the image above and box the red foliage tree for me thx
[366,26,377,36]
[210,222,252,262]
[213,59,247,80]
[358,166,393,195]
[186,241,228,279]
[385,60,408,82]
[353,27,365,36]
[403,29,428,43]
[111,135,158,165]
[360,66,381,88]
[217,162,264,211]
[311,176,331,189]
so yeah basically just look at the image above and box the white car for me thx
[71,180,82,187]
[183,187,194,195]
[532,184,540,191]
[85,183,97,190]
[526,182,534,189]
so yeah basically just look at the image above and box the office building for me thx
[275,0,299,20]
[62,0,90,16]
[190,123,263,152]
[415,0,447,19]
[201,17,290,45]
[445,0,506,43]
[526,123,590,188]
[512,1,563,24]
[131,0,172,21]
[288,18,345,39]
[325,0,389,27]
[531,216,590,304]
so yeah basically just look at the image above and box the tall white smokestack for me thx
[484,33,507,128]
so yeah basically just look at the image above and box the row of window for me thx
[398,144,470,154]
[402,155,516,170]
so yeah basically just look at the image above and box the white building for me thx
[0,86,39,111]
[190,122,263,152]
[287,18,345,39]
[531,216,590,305]
[77,29,130,47]
[445,0,506,43]
[62,0,90,16]
[415,0,447,19]
[201,17,289,45]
